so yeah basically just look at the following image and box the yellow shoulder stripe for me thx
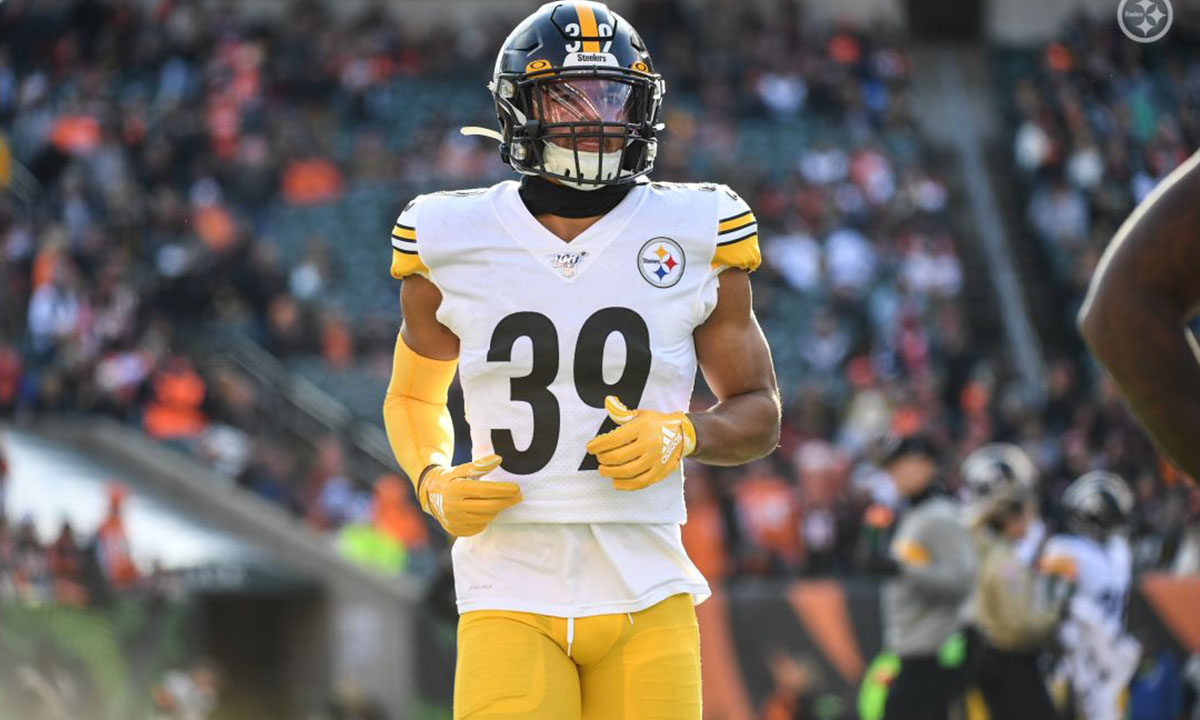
[893,538,932,567]
[1038,554,1079,580]
[391,248,429,279]
[711,233,761,272]
[718,211,756,234]
[392,224,416,241]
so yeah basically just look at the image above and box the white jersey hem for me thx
[455,580,712,618]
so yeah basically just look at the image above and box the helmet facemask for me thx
[494,67,663,189]
[538,76,635,189]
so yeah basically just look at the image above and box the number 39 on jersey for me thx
[389,180,760,526]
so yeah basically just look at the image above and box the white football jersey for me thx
[390,179,760,615]
[1041,533,1132,632]
[391,179,759,526]
[1013,516,1046,567]
[1043,533,1139,720]
[451,522,712,616]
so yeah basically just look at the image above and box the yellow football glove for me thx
[585,396,697,491]
[418,454,521,537]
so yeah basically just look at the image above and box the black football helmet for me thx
[961,443,1037,502]
[488,1,665,188]
[1063,470,1134,538]
[960,443,1038,525]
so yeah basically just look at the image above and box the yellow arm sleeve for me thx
[382,332,458,490]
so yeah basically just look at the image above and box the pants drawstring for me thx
[566,613,633,658]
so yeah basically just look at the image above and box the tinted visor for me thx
[536,77,637,153]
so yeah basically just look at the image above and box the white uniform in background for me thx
[391,180,762,616]
[1013,515,1046,567]
[1041,533,1141,720]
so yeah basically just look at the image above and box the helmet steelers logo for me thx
[638,238,685,288]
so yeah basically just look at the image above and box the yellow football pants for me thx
[454,593,701,720]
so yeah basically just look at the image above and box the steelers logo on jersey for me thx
[638,237,685,288]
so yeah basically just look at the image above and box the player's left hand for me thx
[586,396,696,491]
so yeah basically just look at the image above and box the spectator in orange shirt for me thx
[96,483,138,591]
[373,473,428,553]
[734,460,801,575]
[49,113,101,156]
[281,156,343,206]
[142,355,208,442]
[681,464,730,582]
[47,520,88,607]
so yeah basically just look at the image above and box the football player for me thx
[961,444,1066,720]
[961,442,1046,565]
[381,3,781,719]
[1040,471,1141,720]
[1078,149,1200,482]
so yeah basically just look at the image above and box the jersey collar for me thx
[491,179,648,283]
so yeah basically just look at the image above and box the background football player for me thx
[381,3,781,718]
[1041,471,1142,720]
[961,443,1067,720]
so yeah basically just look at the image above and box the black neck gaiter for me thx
[518,176,634,218]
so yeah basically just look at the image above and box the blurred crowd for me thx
[0,0,963,576]
[0,0,1195,598]
[0,0,474,573]
[680,360,1200,582]
[0,439,226,720]
[673,15,1199,584]
[989,14,1200,572]
[0,461,147,609]
[1010,13,1200,329]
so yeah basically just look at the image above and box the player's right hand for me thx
[417,454,521,537]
